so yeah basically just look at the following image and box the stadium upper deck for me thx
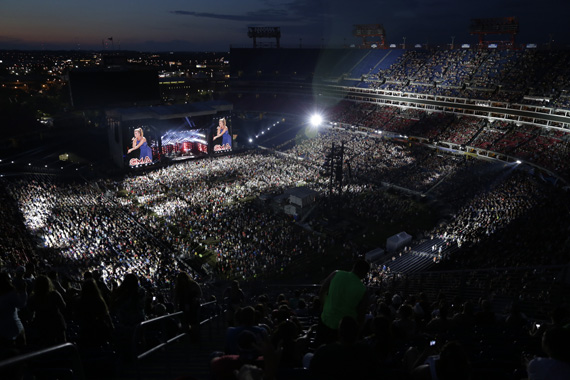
[230,47,570,183]
[230,48,570,110]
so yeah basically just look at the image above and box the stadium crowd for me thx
[371,49,570,108]
[2,114,570,379]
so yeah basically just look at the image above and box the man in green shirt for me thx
[316,259,370,346]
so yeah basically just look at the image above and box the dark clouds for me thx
[171,9,297,23]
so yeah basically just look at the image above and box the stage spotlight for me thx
[249,138,253,143]
[516,160,522,164]
[310,114,323,127]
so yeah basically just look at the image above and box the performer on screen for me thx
[214,118,231,149]
[128,127,153,162]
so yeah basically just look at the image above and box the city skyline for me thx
[1,0,569,52]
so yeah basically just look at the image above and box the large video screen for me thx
[160,129,209,161]
[123,115,232,168]
[211,117,233,154]
[125,126,159,167]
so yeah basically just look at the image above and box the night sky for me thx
[1,0,569,52]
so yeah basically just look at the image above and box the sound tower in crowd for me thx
[324,141,345,197]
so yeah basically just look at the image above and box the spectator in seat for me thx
[225,306,267,355]
[411,341,472,380]
[527,327,570,380]
[309,316,374,379]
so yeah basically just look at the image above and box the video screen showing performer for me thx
[213,117,232,153]
[127,127,154,166]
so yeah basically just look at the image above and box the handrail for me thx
[0,342,85,380]
[132,311,186,362]
[131,299,223,380]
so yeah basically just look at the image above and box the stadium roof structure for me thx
[106,100,233,121]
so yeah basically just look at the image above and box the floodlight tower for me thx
[469,17,519,49]
[248,27,281,48]
[353,24,386,49]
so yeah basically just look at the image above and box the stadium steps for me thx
[369,50,393,75]
[465,122,487,146]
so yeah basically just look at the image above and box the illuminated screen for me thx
[212,117,233,154]
[160,129,209,161]
[124,115,232,168]
[126,126,157,167]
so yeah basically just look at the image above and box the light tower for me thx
[247,27,281,48]
[469,17,519,49]
[353,24,386,49]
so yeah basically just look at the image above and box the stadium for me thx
[2,22,570,380]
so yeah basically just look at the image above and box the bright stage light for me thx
[249,138,253,143]
[516,160,522,164]
[310,114,323,127]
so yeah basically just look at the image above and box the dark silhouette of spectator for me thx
[224,280,245,327]
[110,273,146,327]
[527,327,570,380]
[505,301,529,335]
[425,302,451,337]
[47,269,66,299]
[530,306,568,339]
[174,271,202,340]
[211,330,264,380]
[412,292,431,326]
[26,274,67,346]
[362,316,396,369]
[225,306,267,355]
[474,299,496,329]
[393,303,419,344]
[270,319,307,369]
[76,278,114,348]
[0,272,27,348]
[11,266,29,297]
[451,301,475,336]
[92,269,112,306]
[309,316,375,379]
[411,341,472,380]
[288,290,301,310]
[271,304,299,329]
[295,298,309,317]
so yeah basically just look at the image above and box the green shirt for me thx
[321,270,366,330]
